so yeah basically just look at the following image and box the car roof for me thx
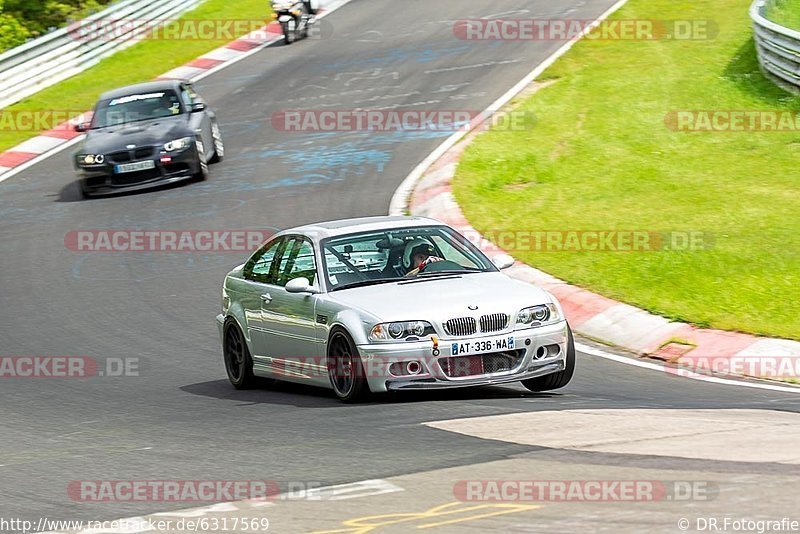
[283,216,445,241]
[97,80,185,101]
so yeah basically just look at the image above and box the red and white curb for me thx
[388,0,800,386]
[0,0,351,185]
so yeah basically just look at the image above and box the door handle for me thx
[261,293,273,304]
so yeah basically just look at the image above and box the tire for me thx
[194,142,209,181]
[327,328,370,403]
[521,324,576,392]
[209,122,224,164]
[223,321,256,389]
[283,20,296,44]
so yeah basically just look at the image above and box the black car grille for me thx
[444,317,477,336]
[480,313,509,333]
[111,168,161,185]
[108,147,155,164]
[440,350,525,378]
[108,150,131,163]
[134,147,154,159]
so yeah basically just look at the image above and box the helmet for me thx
[403,238,435,269]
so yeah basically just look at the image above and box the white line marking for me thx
[577,342,800,394]
[423,59,522,74]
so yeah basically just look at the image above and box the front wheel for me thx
[521,324,576,392]
[327,328,370,403]
[209,122,224,163]
[282,19,296,44]
[193,141,208,181]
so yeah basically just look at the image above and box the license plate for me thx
[450,336,515,356]
[114,160,155,174]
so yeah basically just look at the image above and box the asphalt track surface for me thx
[1,0,798,528]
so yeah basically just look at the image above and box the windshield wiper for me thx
[331,278,399,291]
[417,269,478,277]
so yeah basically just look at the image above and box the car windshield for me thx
[322,225,496,290]
[91,90,183,128]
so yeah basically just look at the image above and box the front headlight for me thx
[77,154,105,165]
[163,136,193,152]
[369,321,435,342]
[516,303,561,327]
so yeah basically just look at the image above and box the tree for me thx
[0,1,30,53]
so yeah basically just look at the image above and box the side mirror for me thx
[492,254,515,270]
[285,277,320,294]
[74,122,89,132]
[190,102,207,113]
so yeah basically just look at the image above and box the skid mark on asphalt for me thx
[308,502,539,533]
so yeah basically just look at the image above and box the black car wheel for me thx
[194,140,209,181]
[224,321,256,389]
[209,122,224,163]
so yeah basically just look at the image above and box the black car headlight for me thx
[516,303,561,327]
[369,321,435,342]
[77,154,105,165]
[163,136,193,152]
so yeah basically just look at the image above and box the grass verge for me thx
[452,0,800,340]
[0,0,269,152]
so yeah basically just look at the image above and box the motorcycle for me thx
[271,0,317,44]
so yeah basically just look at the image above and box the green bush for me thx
[0,11,30,52]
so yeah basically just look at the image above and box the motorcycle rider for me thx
[304,0,319,21]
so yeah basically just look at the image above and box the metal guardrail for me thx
[0,0,202,109]
[751,0,800,92]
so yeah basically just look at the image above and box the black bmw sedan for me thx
[72,80,224,198]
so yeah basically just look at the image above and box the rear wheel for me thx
[224,321,256,389]
[327,328,369,403]
[521,324,576,392]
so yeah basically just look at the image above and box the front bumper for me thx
[357,320,569,393]
[76,145,200,196]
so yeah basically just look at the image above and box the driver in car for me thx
[405,242,444,276]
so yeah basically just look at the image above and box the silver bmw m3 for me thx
[217,216,575,402]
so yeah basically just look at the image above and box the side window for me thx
[244,238,283,284]
[276,239,317,287]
